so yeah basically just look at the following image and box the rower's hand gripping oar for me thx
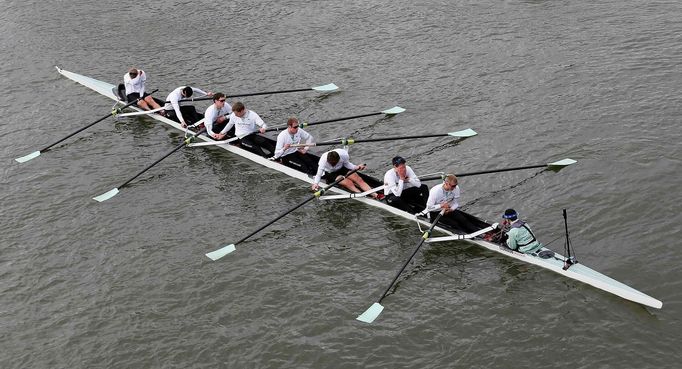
[288,128,477,148]
[205,167,363,261]
[15,90,159,163]
[417,158,578,181]
[356,210,445,324]
[182,83,339,102]
[92,129,206,202]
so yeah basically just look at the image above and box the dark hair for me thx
[392,156,406,166]
[213,93,225,102]
[182,86,193,97]
[232,101,245,112]
[327,151,340,166]
[128,68,138,78]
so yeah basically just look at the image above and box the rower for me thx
[164,86,211,127]
[312,149,380,199]
[383,156,429,212]
[123,68,163,113]
[271,117,317,175]
[223,102,275,157]
[420,174,481,234]
[500,209,543,254]
[204,93,233,140]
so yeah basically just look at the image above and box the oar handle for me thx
[38,90,159,153]
[376,211,445,303]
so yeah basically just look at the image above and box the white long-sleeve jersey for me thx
[224,110,267,137]
[163,86,208,124]
[123,70,146,96]
[424,183,460,213]
[313,149,357,185]
[383,165,422,196]
[273,128,314,159]
[203,103,233,134]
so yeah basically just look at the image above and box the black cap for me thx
[503,208,518,220]
[392,156,406,166]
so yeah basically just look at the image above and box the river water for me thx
[2,0,681,368]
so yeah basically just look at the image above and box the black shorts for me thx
[322,167,351,184]
[126,92,151,103]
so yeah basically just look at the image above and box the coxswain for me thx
[501,209,543,254]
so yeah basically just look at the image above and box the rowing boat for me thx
[54,66,663,312]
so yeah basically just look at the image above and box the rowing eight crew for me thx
[121,70,543,253]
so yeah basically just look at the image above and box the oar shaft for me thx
[39,90,158,153]
[376,211,444,303]
[419,164,550,181]
[265,111,383,133]
[309,133,450,147]
[185,87,318,102]
[304,111,382,127]
[229,167,361,247]
[117,129,205,189]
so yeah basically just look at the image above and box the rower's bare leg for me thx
[347,173,376,197]
[339,178,361,193]
[137,99,151,110]
[144,95,163,113]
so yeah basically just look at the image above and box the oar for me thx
[92,129,206,202]
[15,90,159,163]
[289,128,477,148]
[356,210,445,324]
[418,158,578,181]
[182,83,339,102]
[205,167,362,261]
[264,106,406,133]
[187,107,407,148]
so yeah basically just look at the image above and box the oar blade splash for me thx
[312,83,339,92]
[93,188,119,202]
[15,151,41,163]
[356,303,385,323]
[381,106,406,115]
[448,128,477,138]
[205,244,236,261]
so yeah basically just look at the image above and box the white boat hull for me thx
[55,66,662,310]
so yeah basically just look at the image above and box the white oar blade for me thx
[548,158,577,167]
[381,106,406,115]
[448,128,478,138]
[93,188,119,202]
[312,83,338,92]
[206,244,236,261]
[356,302,384,324]
[15,151,41,163]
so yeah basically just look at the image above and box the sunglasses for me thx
[217,99,226,102]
